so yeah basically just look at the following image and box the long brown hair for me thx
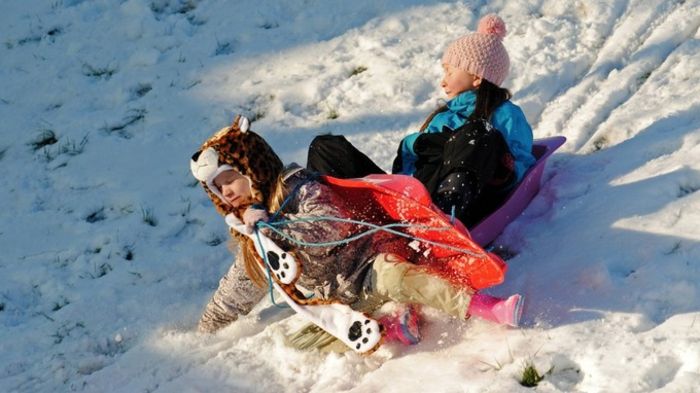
[230,173,290,288]
[469,79,511,121]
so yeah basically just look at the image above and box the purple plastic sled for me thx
[469,136,566,246]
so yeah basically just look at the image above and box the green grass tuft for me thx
[29,129,58,151]
[349,65,368,77]
[520,362,546,387]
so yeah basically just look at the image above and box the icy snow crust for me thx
[1,0,700,392]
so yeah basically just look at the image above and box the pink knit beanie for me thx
[442,14,510,86]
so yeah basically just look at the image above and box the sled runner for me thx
[470,136,566,246]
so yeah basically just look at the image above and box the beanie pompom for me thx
[477,14,506,40]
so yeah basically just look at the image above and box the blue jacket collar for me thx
[447,90,477,112]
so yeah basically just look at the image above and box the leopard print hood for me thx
[190,115,284,217]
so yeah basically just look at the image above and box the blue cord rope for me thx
[253,179,309,308]
[253,229,287,308]
[258,216,485,257]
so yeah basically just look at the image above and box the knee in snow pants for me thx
[368,253,472,320]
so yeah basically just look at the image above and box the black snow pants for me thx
[307,134,386,178]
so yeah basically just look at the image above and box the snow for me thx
[1,0,700,391]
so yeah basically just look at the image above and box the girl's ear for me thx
[473,75,483,88]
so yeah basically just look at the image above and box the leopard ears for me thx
[232,114,250,133]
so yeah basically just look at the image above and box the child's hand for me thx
[243,205,269,234]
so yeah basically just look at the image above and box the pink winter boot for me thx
[379,305,422,345]
[468,293,524,327]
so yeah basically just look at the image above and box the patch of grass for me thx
[184,79,201,89]
[40,147,57,162]
[637,71,652,86]
[53,254,75,268]
[678,184,699,198]
[85,207,106,223]
[519,361,551,388]
[104,108,146,138]
[151,0,197,16]
[79,262,113,279]
[205,233,225,247]
[179,199,191,217]
[52,297,70,312]
[17,35,42,46]
[251,109,266,122]
[664,241,682,255]
[237,94,275,122]
[122,245,134,261]
[29,129,58,151]
[186,14,206,26]
[349,65,368,77]
[478,359,504,371]
[133,83,152,98]
[44,26,64,43]
[95,262,113,278]
[214,40,235,56]
[591,136,608,151]
[141,207,158,227]
[327,108,339,120]
[259,21,279,29]
[119,204,136,215]
[59,134,88,156]
[46,27,62,37]
[82,63,117,80]
[51,321,85,344]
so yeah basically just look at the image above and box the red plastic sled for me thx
[470,136,566,246]
[323,174,507,290]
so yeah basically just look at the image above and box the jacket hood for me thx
[190,115,284,216]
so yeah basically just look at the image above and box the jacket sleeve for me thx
[197,252,266,333]
[393,132,421,175]
[492,103,535,182]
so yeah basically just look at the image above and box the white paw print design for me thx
[265,250,298,285]
[347,316,382,352]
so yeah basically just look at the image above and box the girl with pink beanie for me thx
[308,14,535,227]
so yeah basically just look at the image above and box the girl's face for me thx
[213,169,252,208]
[441,64,481,99]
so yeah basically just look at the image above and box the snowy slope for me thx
[1,0,699,392]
